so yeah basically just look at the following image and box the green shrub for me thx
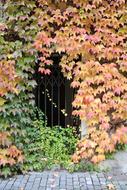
[116,143,127,151]
[22,109,78,172]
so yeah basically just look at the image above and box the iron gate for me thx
[35,54,79,127]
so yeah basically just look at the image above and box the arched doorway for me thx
[35,54,79,127]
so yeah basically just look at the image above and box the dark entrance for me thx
[36,54,74,127]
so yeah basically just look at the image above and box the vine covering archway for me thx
[35,0,127,163]
[0,0,127,173]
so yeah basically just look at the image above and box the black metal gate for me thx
[36,55,75,127]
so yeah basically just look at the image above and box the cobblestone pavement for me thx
[0,170,127,190]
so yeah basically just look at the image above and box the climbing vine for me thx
[35,0,127,163]
[0,0,127,177]
[0,0,39,176]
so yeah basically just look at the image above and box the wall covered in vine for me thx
[0,0,39,176]
[0,0,127,176]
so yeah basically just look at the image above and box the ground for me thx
[1,151,127,190]
[0,170,127,190]
[99,151,127,174]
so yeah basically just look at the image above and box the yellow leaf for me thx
[0,97,6,106]
[96,147,104,154]
[13,88,19,95]
[7,54,13,59]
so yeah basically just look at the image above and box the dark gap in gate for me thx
[35,53,74,127]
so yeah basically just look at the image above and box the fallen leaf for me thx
[107,183,116,190]
[108,176,112,180]
[53,172,59,177]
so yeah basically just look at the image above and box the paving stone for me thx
[80,187,87,190]
[120,185,127,190]
[73,181,80,185]
[79,177,85,182]
[40,180,48,187]
[4,183,14,190]
[24,182,34,190]
[94,186,102,190]
[59,184,66,188]
[0,181,8,189]
[12,182,21,188]
[39,187,46,190]
[66,185,73,189]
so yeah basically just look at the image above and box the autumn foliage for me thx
[0,60,19,97]
[35,0,127,163]
[0,132,23,168]
[0,0,127,172]
[0,0,37,176]
[0,60,23,173]
[0,39,23,173]
[0,58,23,173]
